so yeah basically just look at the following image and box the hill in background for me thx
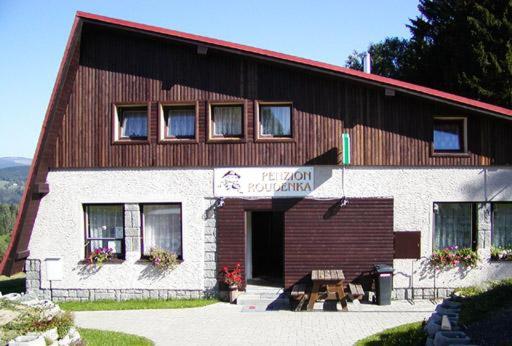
[0,164,30,204]
[0,157,31,258]
[0,157,31,169]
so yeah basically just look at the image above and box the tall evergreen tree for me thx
[346,0,512,108]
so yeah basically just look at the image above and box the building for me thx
[3,12,512,302]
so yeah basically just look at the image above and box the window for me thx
[259,104,292,138]
[433,118,466,153]
[114,105,149,141]
[210,105,243,138]
[492,203,512,248]
[434,203,474,250]
[161,105,196,140]
[142,204,182,258]
[85,205,124,259]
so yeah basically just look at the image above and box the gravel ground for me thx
[465,308,512,346]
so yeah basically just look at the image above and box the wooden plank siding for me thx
[216,198,394,290]
[49,24,512,169]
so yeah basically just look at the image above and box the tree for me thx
[345,37,413,80]
[346,0,512,108]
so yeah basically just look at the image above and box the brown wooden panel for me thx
[394,231,421,259]
[216,198,394,290]
[49,23,512,170]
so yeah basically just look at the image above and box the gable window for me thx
[259,104,292,138]
[85,205,125,259]
[434,203,474,250]
[142,204,182,258]
[160,104,197,141]
[114,105,149,142]
[492,203,512,248]
[210,105,244,139]
[433,118,467,153]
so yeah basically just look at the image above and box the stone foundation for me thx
[25,259,214,302]
[392,287,454,300]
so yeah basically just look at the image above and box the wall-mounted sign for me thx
[45,258,63,281]
[342,133,351,165]
[214,167,315,197]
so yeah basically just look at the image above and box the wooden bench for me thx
[349,283,365,301]
[290,284,308,311]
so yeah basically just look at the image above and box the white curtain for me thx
[493,204,512,247]
[143,205,182,256]
[260,106,291,136]
[87,205,123,254]
[213,106,242,136]
[121,110,147,138]
[434,203,472,249]
[168,108,195,138]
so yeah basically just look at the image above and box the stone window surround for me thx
[432,202,492,252]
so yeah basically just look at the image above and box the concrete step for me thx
[236,292,290,310]
[245,285,284,295]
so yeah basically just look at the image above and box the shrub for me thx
[456,278,512,325]
[149,248,179,271]
[2,310,74,343]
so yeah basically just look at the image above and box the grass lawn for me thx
[355,321,426,346]
[60,298,218,311]
[0,272,25,294]
[79,328,153,346]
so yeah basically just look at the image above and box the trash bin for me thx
[374,264,394,305]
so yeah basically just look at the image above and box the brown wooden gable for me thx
[51,23,512,169]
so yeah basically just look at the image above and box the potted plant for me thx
[222,263,242,303]
[429,246,479,269]
[149,248,179,270]
[88,247,113,267]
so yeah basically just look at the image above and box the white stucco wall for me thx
[29,166,512,291]
[30,168,214,290]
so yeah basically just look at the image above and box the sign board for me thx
[342,133,351,165]
[214,167,314,197]
[45,258,63,281]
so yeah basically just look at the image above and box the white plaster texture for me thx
[29,168,213,290]
[29,166,512,291]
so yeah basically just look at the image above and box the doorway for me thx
[247,211,284,286]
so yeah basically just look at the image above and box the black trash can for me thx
[374,264,394,305]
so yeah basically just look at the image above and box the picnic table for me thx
[306,269,348,311]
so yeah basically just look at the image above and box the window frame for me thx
[207,101,247,142]
[255,101,295,142]
[491,202,512,250]
[83,204,126,261]
[140,203,184,260]
[112,102,151,144]
[432,202,477,251]
[158,102,199,143]
[431,117,468,156]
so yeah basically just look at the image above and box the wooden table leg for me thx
[307,282,320,311]
[336,283,348,312]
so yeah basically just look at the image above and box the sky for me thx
[0,0,420,158]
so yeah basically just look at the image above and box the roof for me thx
[2,12,512,276]
[76,11,512,118]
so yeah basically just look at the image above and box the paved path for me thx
[74,301,436,346]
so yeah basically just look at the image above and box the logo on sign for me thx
[214,167,315,197]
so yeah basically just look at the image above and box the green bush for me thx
[456,278,512,325]
[355,321,426,346]
[1,310,74,342]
